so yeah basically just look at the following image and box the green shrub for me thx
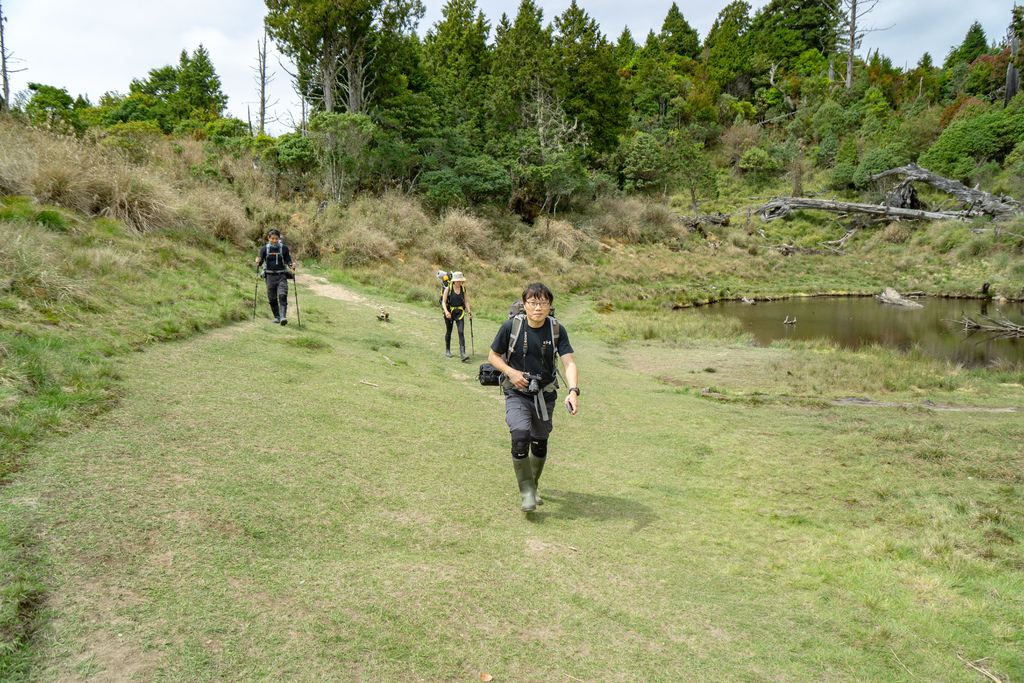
[852,146,909,188]
[919,110,1024,180]
[738,147,780,185]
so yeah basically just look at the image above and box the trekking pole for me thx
[470,315,474,356]
[293,272,300,329]
[253,265,259,321]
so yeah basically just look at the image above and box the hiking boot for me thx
[460,345,469,362]
[271,305,280,323]
[530,454,546,506]
[445,348,452,358]
[513,456,537,512]
[280,303,288,325]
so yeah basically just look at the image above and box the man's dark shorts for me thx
[504,390,556,440]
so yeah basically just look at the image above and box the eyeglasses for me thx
[524,300,550,309]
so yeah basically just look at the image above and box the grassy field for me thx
[2,270,1021,682]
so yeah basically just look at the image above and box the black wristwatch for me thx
[569,387,580,396]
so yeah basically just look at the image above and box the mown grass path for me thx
[5,276,1022,682]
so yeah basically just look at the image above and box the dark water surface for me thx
[693,296,1024,367]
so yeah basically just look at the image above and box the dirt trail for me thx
[296,273,365,302]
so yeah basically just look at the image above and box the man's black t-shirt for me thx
[490,316,573,387]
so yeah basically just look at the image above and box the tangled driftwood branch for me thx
[945,311,1024,339]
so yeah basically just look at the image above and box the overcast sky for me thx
[3,0,1015,135]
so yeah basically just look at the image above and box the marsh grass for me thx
[3,277,1020,682]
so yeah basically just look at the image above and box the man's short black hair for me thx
[268,229,281,237]
[522,283,553,304]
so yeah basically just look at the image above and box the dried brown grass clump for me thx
[349,191,430,250]
[87,166,181,234]
[535,218,582,259]
[593,196,643,243]
[0,118,181,233]
[434,209,492,257]
[423,241,463,268]
[285,205,338,260]
[1,223,88,304]
[497,254,530,274]
[183,187,248,245]
[881,223,911,244]
[334,225,397,266]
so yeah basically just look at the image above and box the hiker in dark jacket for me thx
[442,271,473,360]
[255,229,295,325]
[487,282,579,512]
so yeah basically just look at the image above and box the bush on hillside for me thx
[919,109,1024,181]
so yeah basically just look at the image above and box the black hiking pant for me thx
[445,315,466,349]
[266,272,289,312]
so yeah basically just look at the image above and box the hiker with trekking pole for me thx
[255,229,295,326]
[486,282,579,513]
[441,271,473,361]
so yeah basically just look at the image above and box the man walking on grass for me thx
[255,229,295,325]
[488,283,579,512]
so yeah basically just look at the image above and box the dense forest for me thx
[3,0,1024,225]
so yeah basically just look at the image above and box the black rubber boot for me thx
[530,454,546,506]
[460,345,469,362]
[280,302,288,325]
[271,303,280,323]
[445,345,452,358]
[513,456,537,512]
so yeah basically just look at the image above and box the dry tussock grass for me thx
[182,187,248,245]
[535,218,583,259]
[497,254,530,274]
[593,196,644,243]
[1,224,88,304]
[0,118,182,233]
[72,246,143,276]
[423,240,464,268]
[434,209,492,257]
[881,223,911,244]
[349,191,430,250]
[283,205,337,260]
[334,225,397,265]
[88,166,181,234]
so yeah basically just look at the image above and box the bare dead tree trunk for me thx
[845,0,856,91]
[0,0,9,112]
[768,63,795,110]
[254,31,274,135]
[1007,32,1020,106]
[870,163,1020,219]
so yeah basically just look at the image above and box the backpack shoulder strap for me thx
[507,314,525,356]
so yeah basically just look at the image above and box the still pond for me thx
[693,296,1024,368]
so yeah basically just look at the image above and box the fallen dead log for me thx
[945,311,1024,339]
[869,163,1020,219]
[759,196,969,222]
